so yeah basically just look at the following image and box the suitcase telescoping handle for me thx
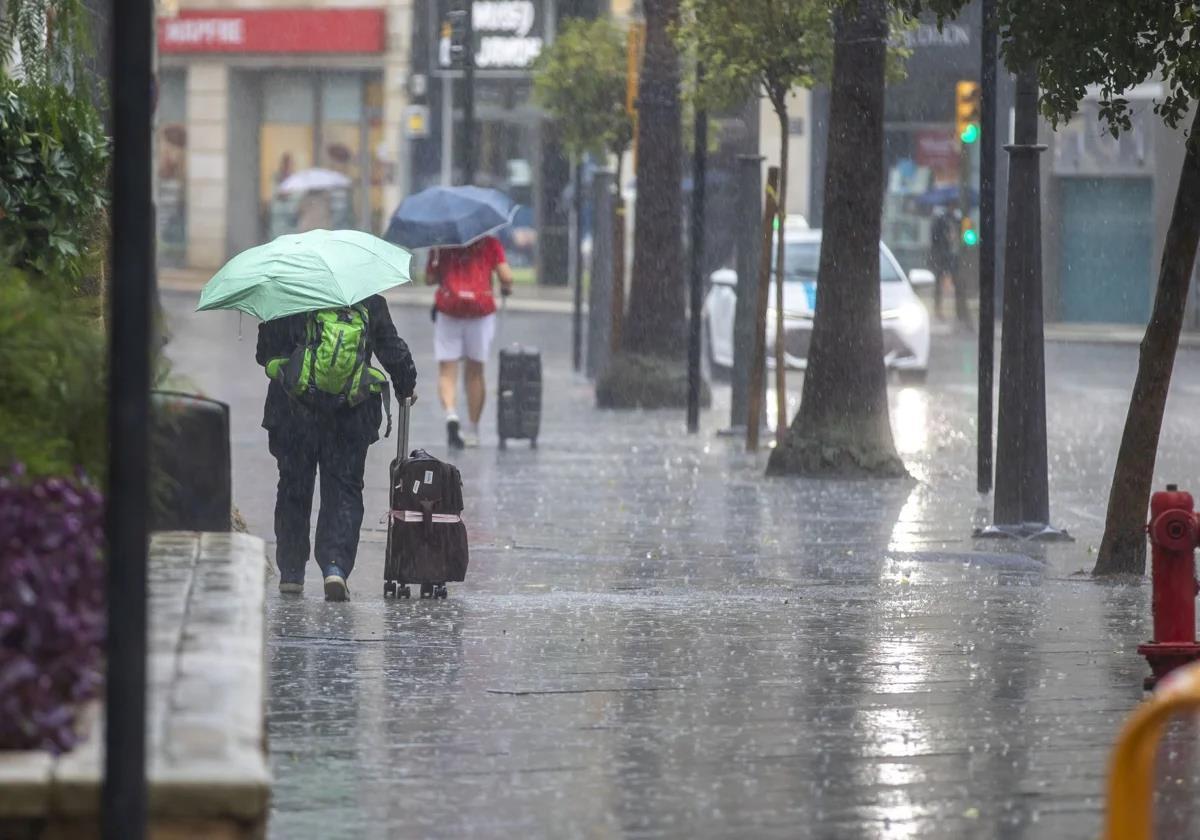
[396,396,412,463]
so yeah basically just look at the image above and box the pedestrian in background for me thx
[930,202,970,328]
[426,235,514,449]
[296,189,333,233]
[257,294,417,601]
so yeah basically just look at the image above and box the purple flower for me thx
[0,466,105,753]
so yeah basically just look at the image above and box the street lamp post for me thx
[686,63,707,433]
[977,0,997,496]
[461,0,476,185]
[979,64,1069,541]
[103,0,153,836]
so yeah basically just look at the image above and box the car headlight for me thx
[766,307,811,324]
[884,303,926,332]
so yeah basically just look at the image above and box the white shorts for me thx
[434,312,496,363]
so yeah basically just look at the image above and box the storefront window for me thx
[319,73,364,231]
[257,72,384,239]
[156,70,187,266]
[1053,100,1152,176]
[450,79,539,265]
[261,73,316,239]
[365,80,386,233]
[883,126,977,271]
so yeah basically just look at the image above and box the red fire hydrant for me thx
[1137,484,1200,689]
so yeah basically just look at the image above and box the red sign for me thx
[158,9,386,54]
[915,130,959,180]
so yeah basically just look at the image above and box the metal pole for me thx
[103,0,152,836]
[440,74,453,185]
[728,154,764,433]
[461,0,476,185]
[586,170,615,379]
[572,159,584,371]
[686,65,707,433]
[746,166,780,452]
[983,63,1067,540]
[977,0,996,495]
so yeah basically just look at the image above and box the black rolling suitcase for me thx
[497,345,541,449]
[383,398,470,600]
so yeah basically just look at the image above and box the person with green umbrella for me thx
[199,230,418,601]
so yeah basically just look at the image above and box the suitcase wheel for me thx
[435,584,448,599]
[420,583,434,599]
[530,438,537,450]
[499,437,507,450]
[384,581,412,600]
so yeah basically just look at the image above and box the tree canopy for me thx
[1,0,92,86]
[531,17,632,161]
[676,0,833,117]
[903,0,1199,134]
[996,0,1200,133]
[0,75,108,285]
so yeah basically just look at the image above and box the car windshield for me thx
[776,242,903,283]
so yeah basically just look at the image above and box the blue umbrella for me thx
[914,184,979,209]
[385,186,517,249]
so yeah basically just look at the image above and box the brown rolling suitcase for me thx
[383,399,469,599]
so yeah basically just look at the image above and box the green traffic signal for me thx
[962,227,979,246]
[960,123,980,144]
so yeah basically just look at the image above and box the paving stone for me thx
[0,752,53,817]
[164,295,1200,839]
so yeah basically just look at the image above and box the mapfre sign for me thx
[158,9,386,54]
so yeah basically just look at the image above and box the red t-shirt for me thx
[429,237,506,318]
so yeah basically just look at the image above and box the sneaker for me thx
[279,581,304,595]
[447,418,465,450]
[323,567,350,602]
[463,429,480,448]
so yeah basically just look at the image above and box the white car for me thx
[703,228,934,383]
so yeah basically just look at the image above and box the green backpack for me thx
[265,305,389,417]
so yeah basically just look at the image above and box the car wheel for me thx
[896,368,928,386]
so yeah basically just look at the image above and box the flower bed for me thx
[0,468,105,753]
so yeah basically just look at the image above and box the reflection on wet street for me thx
[165,294,1200,839]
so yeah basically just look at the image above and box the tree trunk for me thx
[619,0,684,359]
[774,108,789,447]
[1094,108,1200,575]
[766,0,905,478]
[595,0,691,408]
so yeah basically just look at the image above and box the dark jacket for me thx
[255,294,417,436]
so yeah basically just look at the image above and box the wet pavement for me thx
[164,291,1200,839]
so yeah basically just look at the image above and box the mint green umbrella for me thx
[197,229,412,322]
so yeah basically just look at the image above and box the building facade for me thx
[1042,87,1197,327]
[157,1,415,269]
[800,0,1198,328]
[405,0,561,274]
[808,2,986,276]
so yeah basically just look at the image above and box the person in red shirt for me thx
[426,235,514,448]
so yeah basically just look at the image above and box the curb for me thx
[159,282,581,316]
[161,283,1194,348]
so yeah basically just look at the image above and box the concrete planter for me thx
[0,533,271,839]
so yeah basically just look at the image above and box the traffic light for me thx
[961,215,978,247]
[956,80,980,145]
[445,5,470,69]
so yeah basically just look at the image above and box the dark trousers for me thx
[933,261,970,325]
[269,412,372,582]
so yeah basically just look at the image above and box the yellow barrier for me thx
[1104,661,1200,840]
